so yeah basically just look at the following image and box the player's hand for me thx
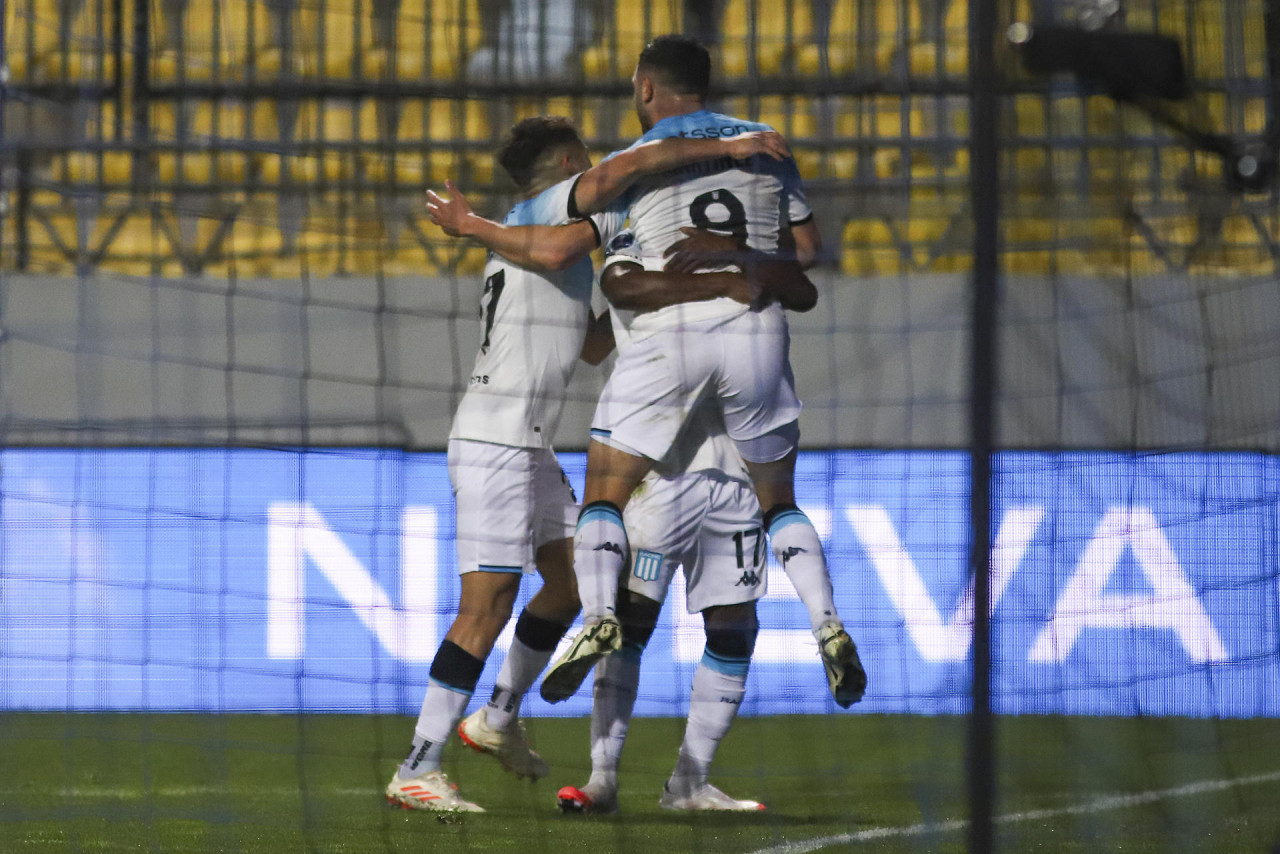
[724,130,790,162]
[664,227,748,274]
[425,180,473,237]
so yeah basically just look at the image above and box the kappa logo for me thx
[595,541,625,557]
[780,546,806,565]
[734,569,762,587]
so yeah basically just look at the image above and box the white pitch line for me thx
[747,769,1280,854]
[2,785,376,799]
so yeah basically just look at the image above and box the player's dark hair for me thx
[497,116,584,191]
[637,34,711,98]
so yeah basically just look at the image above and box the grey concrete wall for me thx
[2,268,1277,451]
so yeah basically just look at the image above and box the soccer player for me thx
[555,229,819,814]
[425,35,866,711]
[385,117,801,813]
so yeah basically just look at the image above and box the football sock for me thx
[486,610,569,731]
[765,503,840,634]
[668,649,749,795]
[574,501,628,621]
[399,640,484,777]
[588,643,642,791]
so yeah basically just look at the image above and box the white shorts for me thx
[591,307,801,464]
[622,469,766,614]
[448,438,577,575]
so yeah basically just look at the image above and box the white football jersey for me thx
[449,177,608,448]
[600,227,754,482]
[587,109,812,339]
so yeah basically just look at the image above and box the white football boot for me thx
[457,708,549,781]
[385,769,484,812]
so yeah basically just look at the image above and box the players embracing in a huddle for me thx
[402,34,867,814]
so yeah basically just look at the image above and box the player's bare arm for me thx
[427,180,597,272]
[426,134,789,275]
[580,309,615,366]
[570,130,791,216]
[599,258,752,314]
[788,219,823,270]
[664,227,818,313]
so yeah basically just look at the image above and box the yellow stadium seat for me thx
[56,151,134,185]
[309,101,369,182]
[374,0,483,80]
[580,0,683,78]
[4,0,62,81]
[40,0,134,82]
[904,0,967,77]
[796,0,909,75]
[294,0,382,79]
[833,95,926,178]
[841,217,902,276]
[391,99,492,185]
[718,0,812,77]
[33,0,134,81]
[151,0,275,82]
[156,101,264,184]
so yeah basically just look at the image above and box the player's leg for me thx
[659,475,766,811]
[745,445,867,708]
[543,344,686,703]
[560,467,700,813]
[388,570,520,812]
[558,589,661,814]
[574,438,654,621]
[717,309,867,707]
[388,439,533,811]
[540,438,653,703]
[567,328,706,628]
[462,449,582,778]
[661,601,765,812]
[461,539,578,780]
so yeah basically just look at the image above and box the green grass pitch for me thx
[2,713,1278,853]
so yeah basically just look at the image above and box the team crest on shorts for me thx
[633,549,663,582]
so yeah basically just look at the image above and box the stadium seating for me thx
[718,0,812,78]
[795,0,899,76]
[580,0,683,78]
[3,0,62,81]
[39,0,133,83]
[151,0,275,83]
[832,95,929,180]
[3,0,1268,279]
[386,99,493,185]
[902,0,967,77]
[376,0,484,80]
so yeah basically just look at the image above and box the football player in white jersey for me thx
[386,117,804,813]
[425,36,866,713]
[555,231,820,814]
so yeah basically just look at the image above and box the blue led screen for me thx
[2,449,1276,717]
